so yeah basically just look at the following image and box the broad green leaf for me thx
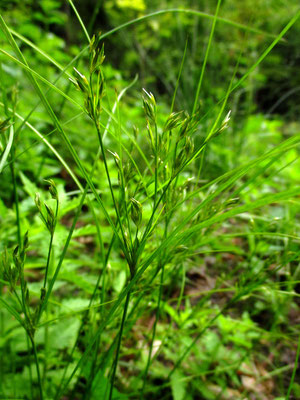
[171,370,187,400]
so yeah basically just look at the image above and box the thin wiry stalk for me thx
[42,308,49,389]
[170,37,188,113]
[26,335,34,399]
[154,123,159,206]
[192,0,222,114]
[140,265,164,399]
[95,263,163,377]
[29,334,43,400]
[67,0,90,43]
[286,334,300,399]
[9,155,21,247]
[108,290,131,400]
[88,0,102,33]
[43,199,59,289]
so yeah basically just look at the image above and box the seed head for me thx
[130,198,143,227]
[45,179,58,200]
[142,89,157,123]
[163,111,184,133]
[217,110,232,135]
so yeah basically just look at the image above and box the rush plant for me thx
[0,2,300,400]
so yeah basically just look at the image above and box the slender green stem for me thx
[42,309,49,388]
[25,335,34,399]
[154,123,158,206]
[96,263,162,376]
[108,290,131,400]
[29,334,43,400]
[171,37,188,113]
[0,311,3,391]
[192,0,222,114]
[19,272,31,328]
[43,199,58,288]
[67,0,90,43]
[88,0,103,33]
[176,264,186,313]
[286,334,300,399]
[140,265,164,399]
[43,234,54,288]
[10,157,21,247]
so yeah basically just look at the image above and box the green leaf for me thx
[40,0,61,12]
[19,171,39,199]
[90,371,129,399]
[113,270,126,293]
[171,370,187,400]
[36,318,80,350]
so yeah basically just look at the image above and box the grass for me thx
[0,2,300,399]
